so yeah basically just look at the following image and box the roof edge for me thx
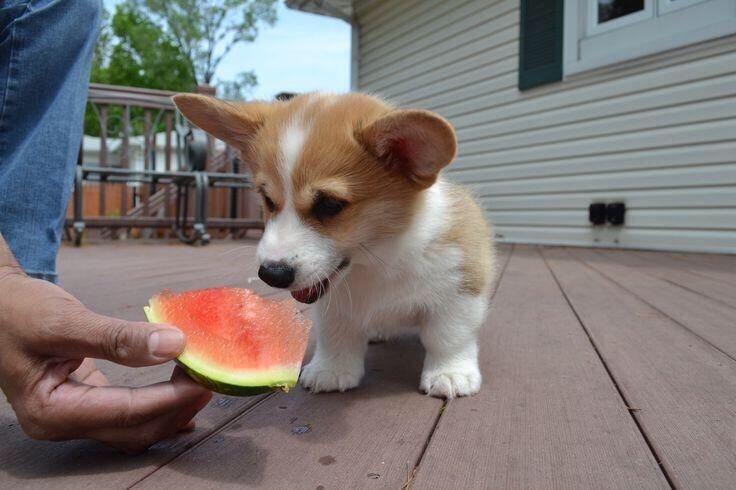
[285,0,354,22]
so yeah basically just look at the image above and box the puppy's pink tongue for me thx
[291,283,323,304]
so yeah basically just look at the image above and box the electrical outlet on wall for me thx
[607,202,626,226]
[589,201,626,226]
[589,203,607,225]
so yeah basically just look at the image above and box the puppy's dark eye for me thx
[260,192,275,212]
[312,193,347,221]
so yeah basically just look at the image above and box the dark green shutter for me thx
[518,0,564,90]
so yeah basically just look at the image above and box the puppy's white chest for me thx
[328,243,463,332]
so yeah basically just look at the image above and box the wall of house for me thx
[354,0,736,253]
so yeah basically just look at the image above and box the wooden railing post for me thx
[142,109,152,220]
[164,111,173,219]
[120,105,130,220]
[99,105,108,217]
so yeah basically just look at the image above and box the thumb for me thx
[52,309,186,367]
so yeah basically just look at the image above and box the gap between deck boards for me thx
[402,244,515,490]
[125,393,278,489]
[540,248,676,489]
[576,249,736,364]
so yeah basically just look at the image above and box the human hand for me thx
[0,270,212,453]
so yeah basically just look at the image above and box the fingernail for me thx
[148,328,185,358]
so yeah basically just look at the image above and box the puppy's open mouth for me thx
[290,259,350,304]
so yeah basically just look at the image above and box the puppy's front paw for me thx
[300,360,363,393]
[420,365,482,399]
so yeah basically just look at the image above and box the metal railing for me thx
[68,84,263,245]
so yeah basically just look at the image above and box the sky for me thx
[103,0,351,99]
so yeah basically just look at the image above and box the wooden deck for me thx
[1,242,735,489]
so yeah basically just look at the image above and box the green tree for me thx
[130,0,277,85]
[86,5,195,136]
[218,71,258,101]
[104,4,195,91]
[89,7,113,84]
[85,1,276,136]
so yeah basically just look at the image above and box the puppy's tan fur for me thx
[435,184,494,296]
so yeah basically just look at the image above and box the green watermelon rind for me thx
[173,362,275,397]
[143,305,298,397]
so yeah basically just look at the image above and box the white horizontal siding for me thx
[484,187,736,210]
[492,227,736,254]
[361,1,518,84]
[357,0,736,253]
[363,21,519,94]
[490,209,736,230]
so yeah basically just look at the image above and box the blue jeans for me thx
[0,0,100,282]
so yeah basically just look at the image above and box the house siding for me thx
[355,0,736,254]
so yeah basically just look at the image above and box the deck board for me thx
[57,243,268,320]
[662,251,736,286]
[573,248,736,359]
[1,242,735,489]
[412,246,668,490]
[544,247,736,489]
[603,249,736,309]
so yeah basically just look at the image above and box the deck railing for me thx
[68,84,263,245]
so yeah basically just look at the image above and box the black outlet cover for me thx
[589,203,607,225]
[607,202,626,226]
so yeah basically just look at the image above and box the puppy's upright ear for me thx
[172,94,273,149]
[357,109,457,189]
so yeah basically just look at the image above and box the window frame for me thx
[564,0,736,76]
[658,0,710,14]
[587,0,654,36]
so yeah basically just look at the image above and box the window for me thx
[589,0,651,35]
[564,0,736,75]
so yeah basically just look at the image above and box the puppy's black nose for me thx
[258,261,296,288]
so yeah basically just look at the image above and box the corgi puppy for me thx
[173,92,495,398]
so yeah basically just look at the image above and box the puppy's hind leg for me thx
[419,295,488,399]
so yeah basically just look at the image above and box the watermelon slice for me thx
[144,288,311,396]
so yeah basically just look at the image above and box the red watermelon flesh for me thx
[144,288,311,396]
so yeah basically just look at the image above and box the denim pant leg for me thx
[0,0,101,283]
